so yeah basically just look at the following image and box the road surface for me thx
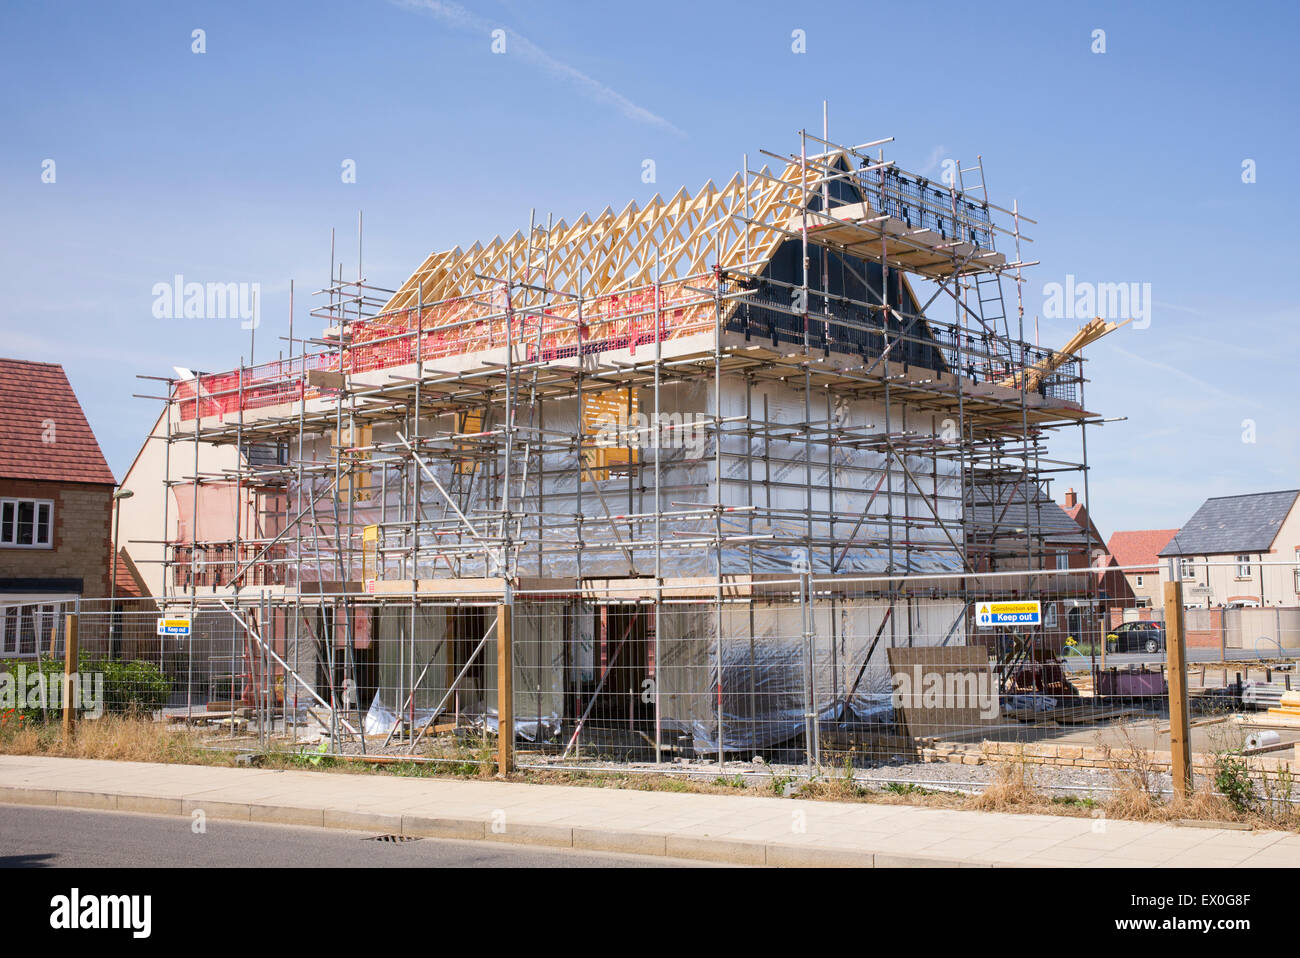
[0,805,713,868]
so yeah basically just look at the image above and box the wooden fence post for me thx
[1164,580,1193,800]
[497,604,513,775]
[62,612,79,742]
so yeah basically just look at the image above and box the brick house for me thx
[1057,487,1134,632]
[0,359,116,657]
[1158,489,1300,608]
[1106,528,1178,609]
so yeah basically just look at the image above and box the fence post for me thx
[496,603,513,775]
[1163,580,1193,800]
[62,612,79,742]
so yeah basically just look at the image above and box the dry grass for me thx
[1098,725,1164,821]
[2,716,1296,831]
[0,715,230,765]
[967,746,1038,811]
[1092,723,1300,830]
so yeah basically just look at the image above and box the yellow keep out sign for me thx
[156,617,192,636]
[975,601,1041,628]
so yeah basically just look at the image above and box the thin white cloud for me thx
[1152,299,1206,317]
[919,145,947,178]
[1109,342,1263,411]
[393,0,685,137]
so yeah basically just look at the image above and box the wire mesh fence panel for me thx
[5,560,1299,781]
[503,564,1300,779]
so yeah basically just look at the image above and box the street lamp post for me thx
[110,488,134,658]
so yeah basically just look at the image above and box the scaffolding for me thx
[138,122,1115,764]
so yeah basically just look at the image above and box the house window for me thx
[1135,574,1144,587]
[1055,551,1069,570]
[1180,557,1196,580]
[1294,548,1300,593]
[1236,554,1252,579]
[0,603,57,657]
[0,607,16,655]
[0,498,53,548]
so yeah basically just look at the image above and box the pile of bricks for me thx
[919,739,1297,777]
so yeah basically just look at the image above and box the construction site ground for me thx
[157,705,1300,804]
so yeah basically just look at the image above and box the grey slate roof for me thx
[967,484,1091,544]
[1158,490,1300,557]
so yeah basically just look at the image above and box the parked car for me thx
[1106,621,1165,654]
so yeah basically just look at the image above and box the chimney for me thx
[1064,487,1077,509]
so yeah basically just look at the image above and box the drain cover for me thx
[364,834,422,843]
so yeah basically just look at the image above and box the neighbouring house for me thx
[1056,487,1134,633]
[0,358,117,657]
[1158,489,1300,608]
[1106,527,1178,609]
[966,483,1122,644]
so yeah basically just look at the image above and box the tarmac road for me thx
[0,805,714,868]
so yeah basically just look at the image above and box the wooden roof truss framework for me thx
[160,130,1113,617]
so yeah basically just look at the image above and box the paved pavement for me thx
[1,755,1297,867]
[0,805,707,868]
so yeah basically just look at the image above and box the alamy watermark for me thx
[50,888,151,938]
[593,411,707,457]
[0,666,104,718]
[152,275,260,329]
[1042,274,1151,329]
[890,666,999,720]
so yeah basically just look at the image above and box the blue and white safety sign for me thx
[975,601,1041,628]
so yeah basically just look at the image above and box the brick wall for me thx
[0,478,113,596]
[921,738,1296,778]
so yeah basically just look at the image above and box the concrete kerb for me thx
[0,782,987,867]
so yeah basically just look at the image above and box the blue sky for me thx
[2,0,1296,540]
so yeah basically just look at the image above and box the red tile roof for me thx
[1107,529,1179,570]
[111,548,146,598]
[1061,500,1107,550]
[0,358,116,485]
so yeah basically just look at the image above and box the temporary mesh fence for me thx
[3,562,1298,772]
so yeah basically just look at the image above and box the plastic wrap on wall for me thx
[478,709,562,744]
[282,376,969,583]
[658,599,963,753]
[367,600,565,729]
[374,605,448,711]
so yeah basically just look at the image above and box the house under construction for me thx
[134,126,1120,763]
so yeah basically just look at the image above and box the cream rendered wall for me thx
[115,408,246,599]
[1157,500,1300,608]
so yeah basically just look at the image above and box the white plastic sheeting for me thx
[657,598,965,752]
[284,377,964,582]
[364,600,566,739]
[354,595,968,754]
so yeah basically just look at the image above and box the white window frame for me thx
[1294,548,1300,593]
[0,602,58,657]
[1135,574,1144,587]
[1180,557,1196,580]
[1055,551,1069,570]
[0,606,17,655]
[1235,554,1252,579]
[0,498,54,549]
